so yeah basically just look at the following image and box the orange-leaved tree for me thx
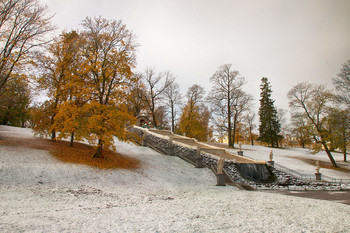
[34,31,83,140]
[50,32,91,147]
[79,17,138,158]
[178,84,211,141]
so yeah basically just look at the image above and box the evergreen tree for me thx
[258,77,282,147]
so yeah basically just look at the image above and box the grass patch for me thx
[1,136,140,170]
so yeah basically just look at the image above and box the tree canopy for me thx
[32,17,138,158]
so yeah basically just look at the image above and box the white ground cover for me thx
[231,144,350,180]
[1,126,350,232]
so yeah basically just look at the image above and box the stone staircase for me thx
[132,126,350,191]
[148,128,259,164]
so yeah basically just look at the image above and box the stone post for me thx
[315,160,322,181]
[237,142,243,156]
[167,134,175,156]
[195,145,203,168]
[315,172,322,181]
[141,133,147,147]
[216,158,226,186]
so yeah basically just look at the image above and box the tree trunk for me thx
[70,132,74,147]
[51,130,56,141]
[232,115,237,148]
[171,104,175,133]
[321,141,338,167]
[344,150,347,162]
[92,139,103,158]
[232,128,236,148]
[343,132,347,162]
[249,127,254,146]
[151,109,157,129]
[228,125,233,148]
[227,98,233,148]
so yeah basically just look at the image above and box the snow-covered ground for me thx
[230,144,350,180]
[1,126,350,232]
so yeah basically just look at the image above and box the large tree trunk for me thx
[249,127,254,146]
[151,109,157,129]
[232,114,238,148]
[51,130,56,141]
[321,141,338,167]
[92,139,103,158]
[228,124,233,148]
[70,132,74,147]
[344,150,347,162]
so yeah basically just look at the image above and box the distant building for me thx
[136,115,151,128]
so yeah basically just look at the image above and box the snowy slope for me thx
[229,144,350,180]
[1,126,350,232]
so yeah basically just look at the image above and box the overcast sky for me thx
[40,0,350,113]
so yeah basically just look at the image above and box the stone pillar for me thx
[216,158,226,186]
[315,160,321,181]
[315,172,322,181]
[167,134,175,156]
[195,145,203,168]
[216,173,226,186]
[237,142,243,156]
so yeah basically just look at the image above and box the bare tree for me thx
[208,64,245,148]
[231,89,254,145]
[287,82,338,167]
[186,84,205,109]
[163,81,182,132]
[245,111,256,145]
[0,0,55,90]
[277,108,288,147]
[141,68,174,128]
[332,60,350,108]
[290,112,312,148]
[327,108,350,162]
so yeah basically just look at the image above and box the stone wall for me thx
[174,143,197,164]
[257,165,347,191]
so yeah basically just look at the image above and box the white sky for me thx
[40,0,350,113]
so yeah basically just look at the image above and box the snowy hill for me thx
[1,126,349,232]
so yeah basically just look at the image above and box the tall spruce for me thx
[258,77,282,147]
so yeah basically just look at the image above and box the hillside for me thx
[1,126,349,232]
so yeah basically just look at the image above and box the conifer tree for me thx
[258,77,282,147]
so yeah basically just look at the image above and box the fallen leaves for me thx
[1,136,140,170]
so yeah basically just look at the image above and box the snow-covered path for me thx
[1,126,350,232]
